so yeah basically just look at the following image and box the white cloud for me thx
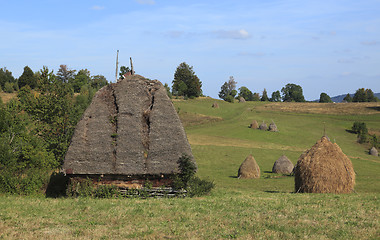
[214,29,251,40]
[136,0,155,5]
[91,5,105,10]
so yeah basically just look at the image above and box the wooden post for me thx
[130,57,134,75]
[115,50,119,81]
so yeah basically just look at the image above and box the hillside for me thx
[324,93,380,102]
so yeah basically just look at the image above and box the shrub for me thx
[187,176,215,197]
[94,185,119,198]
[4,82,14,93]
[66,178,94,197]
[352,121,368,134]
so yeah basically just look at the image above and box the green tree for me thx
[365,89,378,102]
[0,67,15,89]
[343,93,352,102]
[70,69,91,93]
[172,62,202,98]
[270,91,281,102]
[238,86,253,101]
[119,66,131,78]
[18,66,37,89]
[252,92,260,101]
[219,77,237,102]
[319,92,332,103]
[353,88,367,102]
[91,75,108,90]
[261,88,269,101]
[281,83,305,102]
[57,65,76,83]
[163,83,172,99]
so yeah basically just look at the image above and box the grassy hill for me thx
[1,97,379,239]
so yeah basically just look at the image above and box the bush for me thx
[4,82,14,93]
[352,121,368,134]
[94,185,119,198]
[187,176,215,197]
[66,178,94,197]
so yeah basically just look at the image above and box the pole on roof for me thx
[130,57,134,75]
[115,50,119,82]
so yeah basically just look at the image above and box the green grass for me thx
[1,98,379,239]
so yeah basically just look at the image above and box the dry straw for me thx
[249,120,259,129]
[259,122,267,130]
[369,147,378,156]
[238,155,260,179]
[272,155,294,174]
[294,136,355,193]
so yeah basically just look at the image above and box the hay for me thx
[369,147,378,156]
[239,97,246,103]
[259,122,267,130]
[238,155,260,179]
[272,155,294,174]
[294,136,355,193]
[268,122,278,132]
[212,102,219,108]
[249,120,259,129]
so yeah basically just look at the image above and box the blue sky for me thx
[1,0,379,100]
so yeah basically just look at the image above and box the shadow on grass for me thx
[346,129,357,134]
[229,176,238,179]
[45,172,69,198]
[367,106,380,111]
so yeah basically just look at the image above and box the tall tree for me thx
[319,92,332,103]
[0,67,15,89]
[270,91,281,102]
[57,65,76,83]
[70,69,91,93]
[18,66,37,89]
[252,92,260,101]
[219,76,237,102]
[365,89,378,102]
[261,88,269,101]
[119,66,131,78]
[238,86,253,101]
[343,93,352,102]
[352,88,367,102]
[91,75,108,89]
[172,62,202,98]
[281,83,305,102]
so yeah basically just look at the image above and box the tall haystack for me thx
[212,102,219,108]
[369,147,378,156]
[239,97,246,103]
[63,74,194,188]
[272,155,294,174]
[294,136,355,193]
[268,122,278,132]
[249,120,259,129]
[259,122,267,130]
[238,155,260,179]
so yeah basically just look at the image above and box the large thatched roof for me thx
[294,136,355,193]
[63,74,194,176]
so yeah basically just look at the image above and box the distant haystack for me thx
[294,136,355,193]
[369,147,378,156]
[249,120,259,129]
[238,155,260,179]
[212,102,219,108]
[272,155,294,174]
[239,97,246,103]
[268,122,278,132]
[259,122,267,130]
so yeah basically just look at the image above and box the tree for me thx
[57,65,76,83]
[281,83,305,102]
[91,75,108,90]
[163,83,172,98]
[365,89,378,102]
[119,66,131,78]
[319,92,332,103]
[353,88,367,102]
[238,86,253,101]
[70,69,91,93]
[252,93,260,101]
[261,89,269,101]
[270,91,281,102]
[219,76,237,102]
[343,93,352,102]
[0,67,15,89]
[18,66,37,89]
[172,62,202,98]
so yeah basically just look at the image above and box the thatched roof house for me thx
[63,74,194,187]
[294,136,355,193]
[238,155,260,179]
[369,147,378,156]
[272,155,294,174]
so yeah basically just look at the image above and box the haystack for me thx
[272,155,294,174]
[249,120,259,129]
[259,122,267,130]
[294,136,355,193]
[369,147,378,156]
[212,102,219,108]
[239,97,246,103]
[268,122,278,132]
[238,155,260,179]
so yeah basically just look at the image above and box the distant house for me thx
[63,74,194,188]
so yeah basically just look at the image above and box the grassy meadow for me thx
[1,97,379,239]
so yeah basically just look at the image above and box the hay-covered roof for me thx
[63,75,194,176]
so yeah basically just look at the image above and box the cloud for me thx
[135,0,155,5]
[361,41,379,46]
[91,5,105,10]
[214,29,250,40]
[164,31,185,39]
[238,51,265,57]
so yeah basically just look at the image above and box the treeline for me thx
[0,65,108,194]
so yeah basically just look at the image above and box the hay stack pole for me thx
[294,136,355,193]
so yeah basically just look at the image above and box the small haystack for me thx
[239,97,246,103]
[238,155,260,179]
[212,102,219,108]
[272,155,294,174]
[294,136,355,193]
[259,122,267,130]
[268,122,278,132]
[249,120,259,129]
[369,147,378,156]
